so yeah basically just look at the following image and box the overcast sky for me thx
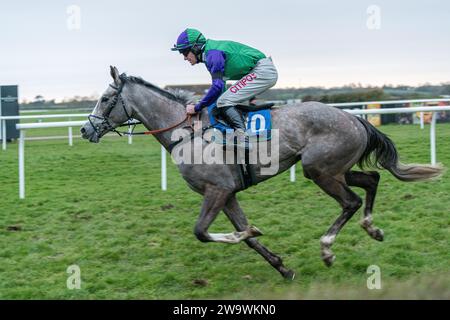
[1,0,449,101]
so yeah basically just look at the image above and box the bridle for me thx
[88,76,133,137]
[88,75,194,137]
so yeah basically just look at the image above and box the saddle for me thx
[209,97,273,137]
[207,100,274,190]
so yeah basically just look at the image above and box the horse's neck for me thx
[131,88,186,150]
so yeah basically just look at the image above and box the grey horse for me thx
[81,66,443,279]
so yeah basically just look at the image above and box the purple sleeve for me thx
[194,78,225,112]
[194,50,226,112]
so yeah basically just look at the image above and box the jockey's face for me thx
[184,51,198,65]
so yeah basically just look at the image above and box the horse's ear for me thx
[110,65,121,85]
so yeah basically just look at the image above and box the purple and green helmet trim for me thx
[171,28,206,52]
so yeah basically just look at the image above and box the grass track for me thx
[0,123,449,299]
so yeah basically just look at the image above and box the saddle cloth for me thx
[207,103,272,144]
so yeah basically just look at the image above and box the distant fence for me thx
[20,108,93,113]
[0,113,141,149]
[329,98,450,126]
[328,98,450,107]
[0,114,88,150]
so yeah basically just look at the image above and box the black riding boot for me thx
[219,106,252,150]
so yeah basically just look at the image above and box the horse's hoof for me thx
[281,269,296,280]
[372,228,384,241]
[322,253,336,267]
[248,226,263,237]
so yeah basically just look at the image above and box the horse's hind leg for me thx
[223,195,296,280]
[345,171,384,241]
[305,169,362,267]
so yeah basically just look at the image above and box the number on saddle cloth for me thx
[207,103,272,144]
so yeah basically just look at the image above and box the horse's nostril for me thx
[80,127,86,134]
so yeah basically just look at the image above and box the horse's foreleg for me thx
[345,171,384,241]
[194,186,262,243]
[307,171,363,267]
[206,226,263,244]
[223,195,296,280]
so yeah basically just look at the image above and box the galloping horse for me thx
[81,66,443,279]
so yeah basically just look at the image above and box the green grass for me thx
[0,123,449,299]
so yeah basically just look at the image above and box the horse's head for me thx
[81,66,133,143]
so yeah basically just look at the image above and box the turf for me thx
[0,123,449,299]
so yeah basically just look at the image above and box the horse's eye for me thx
[101,97,108,103]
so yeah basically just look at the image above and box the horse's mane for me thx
[122,74,195,105]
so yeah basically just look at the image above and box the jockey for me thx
[171,28,278,149]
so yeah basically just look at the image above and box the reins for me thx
[116,113,193,136]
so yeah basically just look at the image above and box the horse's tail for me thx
[355,116,443,181]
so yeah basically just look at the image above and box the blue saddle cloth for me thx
[207,103,272,143]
